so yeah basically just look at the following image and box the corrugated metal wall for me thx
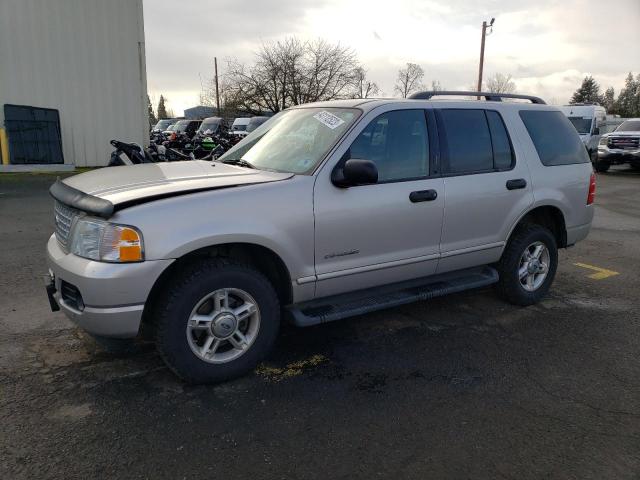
[0,0,148,167]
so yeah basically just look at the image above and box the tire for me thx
[154,258,280,384]
[594,160,610,173]
[495,224,558,306]
[591,150,610,173]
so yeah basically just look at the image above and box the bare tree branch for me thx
[221,37,362,114]
[485,73,517,94]
[394,63,424,98]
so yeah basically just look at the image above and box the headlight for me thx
[69,218,144,262]
[599,137,608,146]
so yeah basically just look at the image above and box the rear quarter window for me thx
[519,110,589,166]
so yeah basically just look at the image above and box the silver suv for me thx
[46,91,595,383]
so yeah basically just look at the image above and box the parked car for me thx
[169,119,202,139]
[557,104,607,162]
[230,117,251,136]
[245,116,269,133]
[197,117,227,136]
[45,91,594,384]
[596,118,640,172]
[151,118,179,134]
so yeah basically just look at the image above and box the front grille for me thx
[54,201,78,250]
[608,136,640,149]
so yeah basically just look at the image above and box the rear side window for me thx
[519,110,589,166]
[438,109,514,174]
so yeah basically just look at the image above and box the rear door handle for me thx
[506,179,527,190]
[409,189,438,203]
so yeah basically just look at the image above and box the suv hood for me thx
[58,161,293,214]
[602,131,640,137]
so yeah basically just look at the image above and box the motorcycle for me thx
[108,139,193,166]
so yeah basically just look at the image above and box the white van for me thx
[557,104,607,160]
[230,117,251,136]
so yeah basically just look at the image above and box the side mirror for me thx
[593,127,600,135]
[332,159,378,187]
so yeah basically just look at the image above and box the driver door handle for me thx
[506,178,527,190]
[409,189,438,203]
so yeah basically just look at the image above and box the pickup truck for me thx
[596,118,640,172]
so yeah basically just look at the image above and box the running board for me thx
[287,266,499,327]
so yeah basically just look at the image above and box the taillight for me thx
[587,172,596,205]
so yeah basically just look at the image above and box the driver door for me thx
[313,107,444,298]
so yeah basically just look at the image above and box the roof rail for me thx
[408,90,546,104]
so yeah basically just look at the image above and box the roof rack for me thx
[408,90,546,104]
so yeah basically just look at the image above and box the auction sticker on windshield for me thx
[313,111,345,129]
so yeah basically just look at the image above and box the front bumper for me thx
[597,147,640,164]
[46,234,173,338]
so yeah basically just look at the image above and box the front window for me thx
[342,109,429,182]
[567,117,593,135]
[199,119,221,133]
[173,120,191,132]
[233,124,247,131]
[153,120,173,130]
[219,108,360,174]
[246,117,269,132]
[615,120,640,132]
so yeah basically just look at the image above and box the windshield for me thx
[198,119,221,133]
[233,124,247,131]
[246,117,269,133]
[219,108,360,174]
[173,120,191,132]
[615,120,640,132]
[567,117,593,134]
[153,119,173,130]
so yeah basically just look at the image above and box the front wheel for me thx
[154,259,280,384]
[496,224,558,306]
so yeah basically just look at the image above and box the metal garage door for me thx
[3,104,64,164]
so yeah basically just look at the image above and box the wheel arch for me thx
[507,205,567,249]
[141,242,293,336]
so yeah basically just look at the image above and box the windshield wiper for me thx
[220,158,256,169]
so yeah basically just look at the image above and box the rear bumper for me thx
[566,222,592,246]
[46,234,173,338]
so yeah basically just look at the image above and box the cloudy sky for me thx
[143,0,640,115]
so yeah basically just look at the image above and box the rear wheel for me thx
[496,224,558,306]
[154,258,280,384]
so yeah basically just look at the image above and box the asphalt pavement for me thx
[1,167,639,479]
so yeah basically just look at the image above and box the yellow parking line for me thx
[574,262,620,280]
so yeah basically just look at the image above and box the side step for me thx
[287,266,499,327]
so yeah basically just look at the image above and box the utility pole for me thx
[214,57,220,116]
[477,18,495,94]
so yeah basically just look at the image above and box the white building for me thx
[0,0,148,170]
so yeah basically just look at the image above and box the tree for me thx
[570,76,601,104]
[602,87,616,113]
[486,73,516,94]
[147,95,157,129]
[394,63,424,98]
[430,80,444,92]
[157,95,168,119]
[614,72,640,117]
[351,67,380,98]
[223,37,360,114]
